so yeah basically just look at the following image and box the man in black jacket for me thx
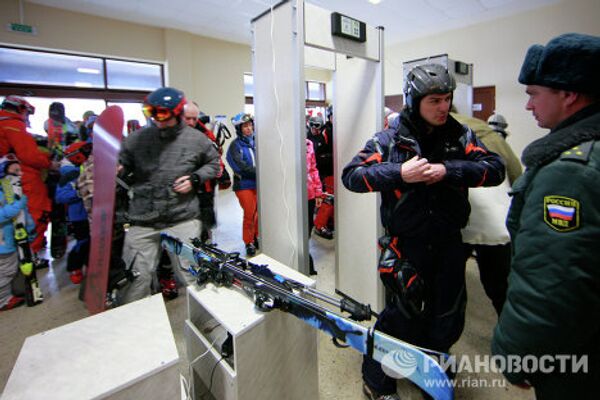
[342,64,505,399]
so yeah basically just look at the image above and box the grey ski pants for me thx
[121,219,200,304]
[0,252,19,308]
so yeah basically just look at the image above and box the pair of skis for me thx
[0,175,43,306]
[161,234,454,400]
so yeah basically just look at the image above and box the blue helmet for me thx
[143,87,186,121]
[231,112,253,134]
[0,154,19,179]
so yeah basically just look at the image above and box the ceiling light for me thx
[368,0,382,4]
[77,67,100,74]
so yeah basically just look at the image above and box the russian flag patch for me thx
[544,195,580,232]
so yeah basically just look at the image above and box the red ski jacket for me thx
[0,109,52,213]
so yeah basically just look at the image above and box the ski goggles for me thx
[142,104,175,122]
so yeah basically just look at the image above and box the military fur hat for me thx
[519,33,600,94]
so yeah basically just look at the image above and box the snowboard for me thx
[0,175,43,306]
[84,106,124,314]
[47,119,68,259]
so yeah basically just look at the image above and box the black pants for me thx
[307,199,316,272]
[362,234,467,395]
[463,243,510,315]
[66,220,90,272]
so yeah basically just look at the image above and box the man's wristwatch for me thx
[190,173,201,189]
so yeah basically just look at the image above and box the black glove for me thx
[378,236,426,316]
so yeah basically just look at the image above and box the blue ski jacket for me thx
[0,189,35,254]
[226,134,256,191]
[56,163,88,223]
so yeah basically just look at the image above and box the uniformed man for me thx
[492,33,600,399]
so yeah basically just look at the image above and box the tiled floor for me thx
[0,190,534,400]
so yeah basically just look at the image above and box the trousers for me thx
[121,219,200,304]
[362,234,467,395]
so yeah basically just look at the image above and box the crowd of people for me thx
[0,30,598,400]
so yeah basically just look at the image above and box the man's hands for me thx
[400,155,446,185]
[173,175,194,194]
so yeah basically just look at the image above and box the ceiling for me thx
[27,0,559,45]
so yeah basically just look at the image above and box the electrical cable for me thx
[199,355,225,400]
[183,330,223,400]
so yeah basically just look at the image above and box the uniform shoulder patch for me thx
[543,195,580,232]
[560,141,593,163]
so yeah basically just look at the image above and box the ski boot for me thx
[0,296,25,311]
[69,269,84,284]
[362,383,400,400]
[157,266,178,300]
[245,242,256,256]
[314,226,334,240]
[33,256,50,270]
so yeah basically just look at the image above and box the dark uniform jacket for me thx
[342,111,505,238]
[492,104,600,391]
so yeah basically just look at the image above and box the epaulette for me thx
[560,140,594,163]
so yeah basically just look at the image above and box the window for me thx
[243,73,254,97]
[106,60,162,91]
[0,46,163,135]
[0,47,163,91]
[306,81,326,102]
[243,73,327,107]
[0,47,105,88]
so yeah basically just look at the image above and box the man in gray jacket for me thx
[119,87,220,303]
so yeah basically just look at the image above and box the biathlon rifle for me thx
[161,234,454,400]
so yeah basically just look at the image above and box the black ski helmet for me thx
[307,115,324,130]
[49,102,66,122]
[404,64,456,113]
[143,87,186,121]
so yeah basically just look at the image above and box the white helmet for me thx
[488,113,508,130]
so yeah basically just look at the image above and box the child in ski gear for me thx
[226,112,258,256]
[119,87,220,304]
[492,33,600,399]
[0,155,35,311]
[56,142,92,284]
[342,63,505,398]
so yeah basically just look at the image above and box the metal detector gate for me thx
[252,0,385,310]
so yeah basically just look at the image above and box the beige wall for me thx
[0,0,251,125]
[2,0,600,155]
[0,1,164,61]
[385,0,600,156]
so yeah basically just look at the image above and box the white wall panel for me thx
[334,46,384,311]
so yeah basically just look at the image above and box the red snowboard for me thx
[84,106,124,314]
